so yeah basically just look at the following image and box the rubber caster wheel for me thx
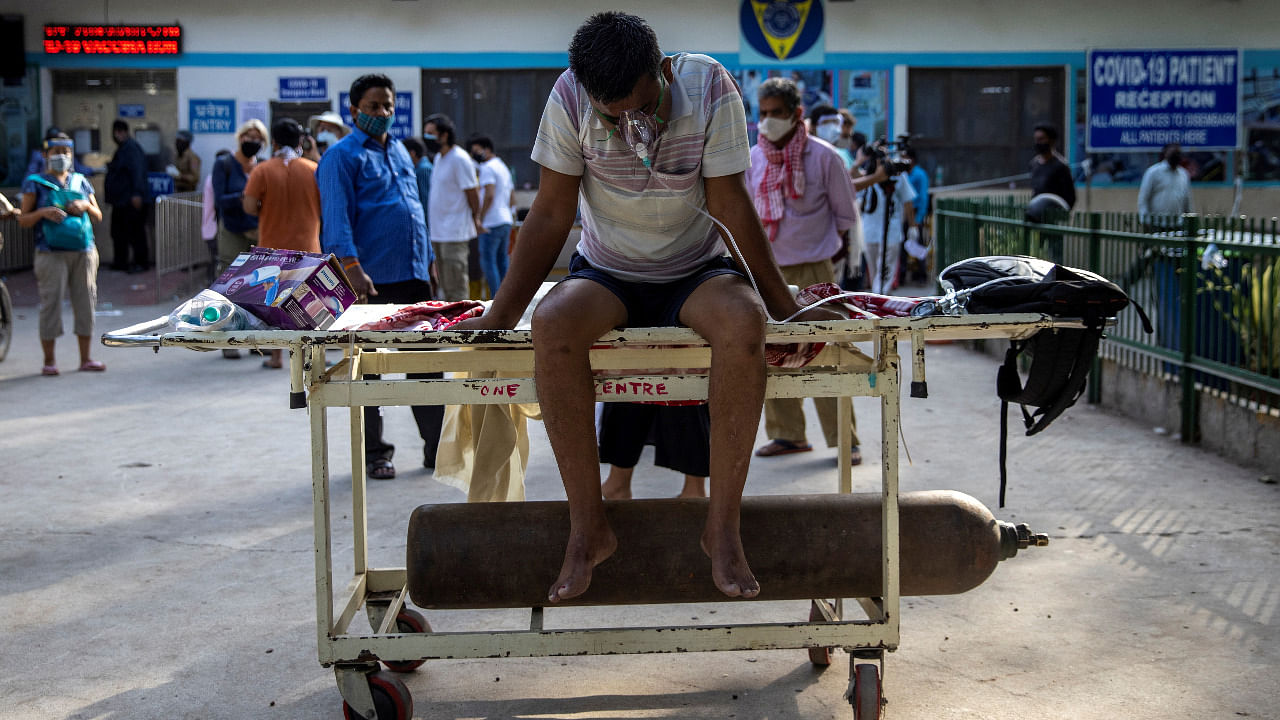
[807,600,832,667]
[383,607,430,673]
[342,670,413,720]
[852,663,882,720]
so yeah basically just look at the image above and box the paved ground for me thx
[1,280,1277,719]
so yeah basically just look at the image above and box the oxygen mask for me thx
[618,109,659,167]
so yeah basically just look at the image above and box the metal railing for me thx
[935,197,1280,441]
[151,191,211,302]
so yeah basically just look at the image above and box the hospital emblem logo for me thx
[740,0,824,61]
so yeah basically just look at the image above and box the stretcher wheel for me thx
[852,663,881,720]
[342,670,412,720]
[807,600,832,667]
[383,608,430,673]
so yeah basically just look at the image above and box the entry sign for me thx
[1087,48,1241,151]
[279,76,327,101]
[338,92,413,140]
[189,98,235,134]
[118,104,145,118]
[148,172,175,198]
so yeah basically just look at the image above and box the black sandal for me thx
[368,458,396,480]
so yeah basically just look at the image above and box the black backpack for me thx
[938,256,1153,506]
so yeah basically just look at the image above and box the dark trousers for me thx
[362,279,444,466]
[110,203,149,269]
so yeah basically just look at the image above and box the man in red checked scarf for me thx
[747,77,865,465]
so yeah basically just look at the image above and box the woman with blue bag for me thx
[18,133,106,376]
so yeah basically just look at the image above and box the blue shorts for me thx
[564,252,745,328]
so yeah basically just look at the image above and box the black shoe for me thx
[423,454,436,470]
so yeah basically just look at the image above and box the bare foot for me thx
[548,521,617,603]
[701,526,760,598]
[600,475,632,500]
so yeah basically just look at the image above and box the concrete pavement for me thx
[0,296,1277,719]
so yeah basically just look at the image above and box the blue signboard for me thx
[118,103,145,118]
[1087,48,1242,151]
[148,172,175,198]
[339,91,413,140]
[189,98,236,134]
[279,76,327,101]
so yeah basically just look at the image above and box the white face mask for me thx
[47,154,73,173]
[816,121,842,145]
[757,116,795,143]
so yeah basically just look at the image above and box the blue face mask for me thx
[355,111,394,137]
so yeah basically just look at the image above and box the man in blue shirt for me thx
[401,136,433,237]
[318,73,440,479]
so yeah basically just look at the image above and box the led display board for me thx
[43,24,182,55]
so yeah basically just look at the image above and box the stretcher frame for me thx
[105,310,1073,718]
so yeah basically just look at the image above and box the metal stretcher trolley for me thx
[106,307,1061,719]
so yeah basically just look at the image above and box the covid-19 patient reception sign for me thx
[1087,48,1241,151]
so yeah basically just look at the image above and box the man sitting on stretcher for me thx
[453,12,842,603]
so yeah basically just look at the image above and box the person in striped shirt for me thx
[455,12,841,604]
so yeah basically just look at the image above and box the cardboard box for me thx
[210,247,356,330]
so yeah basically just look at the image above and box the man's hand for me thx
[789,304,847,323]
[344,262,378,302]
[474,217,486,236]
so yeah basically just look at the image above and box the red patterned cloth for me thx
[764,283,928,368]
[753,124,807,242]
[354,300,485,331]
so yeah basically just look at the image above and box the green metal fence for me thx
[935,197,1280,441]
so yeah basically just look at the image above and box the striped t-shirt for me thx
[531,53,750,282]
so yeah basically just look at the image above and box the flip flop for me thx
[41,365,59,376]
[367,458,396,480]
[755,439,813,457]
[78,360,106,372]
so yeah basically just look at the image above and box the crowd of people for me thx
[8,9,1206,608]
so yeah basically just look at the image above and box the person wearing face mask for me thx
[467,133,514,298]
[308,111,350,157]
[103,120,150,273]
[1137,142,1192,231]
[808,104,854,172]
[748,78,864,466]
[423,113,482,302]
[1029,123,1076,210]
[167,130,201,193]
[317,73,441,480]
[212,118,267,279]
[18,134,105,375]
[453,12,844,605]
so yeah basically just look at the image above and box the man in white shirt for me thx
[425,113,482,300]
[857,144,917,295]
[467,134,515,298]
[454,12,841,605]
[1138,143,1192,231]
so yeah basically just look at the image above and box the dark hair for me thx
[271,117,303,148]
[466,134,494,152]
[215,149,232,158]
[44,126,63,140]
[349,74,395,107]
[424,113,456,146]
[903,146,918,161]
[568,12,663,103]
[1033,124,1059,143]
[809,104,839,125]
[44,132,72,154]
[112,119,129,135]
[758,77,801,113]
[401,136,426,159]
[850,132,868,150]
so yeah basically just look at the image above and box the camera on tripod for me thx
[861,134,914,178]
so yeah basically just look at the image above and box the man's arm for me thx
[456,165,580,329]
[704,172,839,322]
[852,164,888,192]
[478,182,496,221]
[242,167,262,216]
[464,186,484,235]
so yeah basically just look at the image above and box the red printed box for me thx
[210,247,356,330]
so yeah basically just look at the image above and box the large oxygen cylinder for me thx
[406,490,1046,609]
